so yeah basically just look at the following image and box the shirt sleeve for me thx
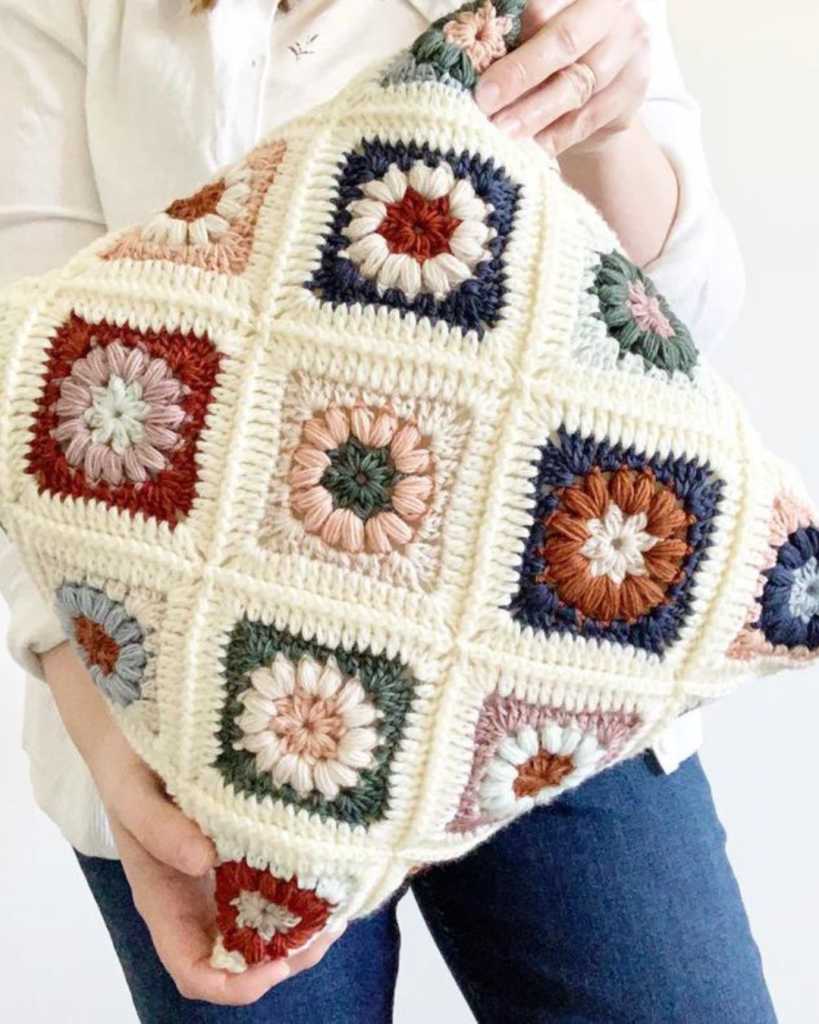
[0,0,108,681]
[637,0,746,354]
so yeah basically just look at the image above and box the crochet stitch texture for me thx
[0,0,817,971]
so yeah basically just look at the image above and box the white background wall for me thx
[2,1,817,1020]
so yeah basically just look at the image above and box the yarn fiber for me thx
[0,0,816,972]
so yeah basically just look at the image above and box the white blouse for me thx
[0,0,745,858]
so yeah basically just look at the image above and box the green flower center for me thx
[320,437,401,520]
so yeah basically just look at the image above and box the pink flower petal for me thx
[365,511,413,552]
[391,477,432,520]
[292,446,331,471]
[291,486,334,532]
[390,422,421,459]
[350,404,374,446]
[393,447,431,474]
[367,408,398,448]
[321,508,364,552]
[323,405,351,445]
[288,464,325,489]
[303,417,341,451]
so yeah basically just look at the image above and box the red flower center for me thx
[512,751,575,798]
[377,187,461,261]
[216,861,335,965]
[74,615,121,674]
[165,180,226,222]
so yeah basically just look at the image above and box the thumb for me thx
[112,762,217,878]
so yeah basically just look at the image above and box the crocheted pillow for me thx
[1,0,816,971]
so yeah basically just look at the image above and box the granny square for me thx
[305,137,520,340]
[26,310,222,530]
[448,692,643,832]
[214,616,420,829]
[509,426,725,657]
[104,141,288,277]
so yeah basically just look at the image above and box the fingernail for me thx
[493,116,522,138]
[475,80,501,112]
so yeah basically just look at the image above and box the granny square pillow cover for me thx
[1,0,817,971]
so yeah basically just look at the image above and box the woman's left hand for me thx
[475,0,652,156]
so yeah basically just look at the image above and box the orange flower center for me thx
[513,751,575,798]
[165,180,226,222]
[74,615,120,674]
[377,188,461,261]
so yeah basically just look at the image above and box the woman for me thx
[0,0,776,1020]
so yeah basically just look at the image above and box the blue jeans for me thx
[72,751,777,1023]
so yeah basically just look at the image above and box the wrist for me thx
[559,118,644,165]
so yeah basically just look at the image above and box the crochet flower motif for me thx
[56,582,146,707]
[232,653,380,800]
[760,532,819,650]
[215,860,335,965]
[28,313,221,528]
[442,1,513,74]
[510,427,724,656]
[289,403,434,554]
[308,137,519,338]
[479,721,604,818]
[449,693,641,831]
[538,465,694,625]
[730,494,819,661]
[51,341,186,486]
[104,140,286,275]
[217,619,418,826]
[341,160,496,301]
[593,251,698,378]
[143,162,252,247]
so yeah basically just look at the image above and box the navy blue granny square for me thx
[508,427,725,657]
[305,137,521,339]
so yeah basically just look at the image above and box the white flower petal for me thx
[572,734,603,767]
[557,725,583,757]
[344,234,390,278]
[241,690,278,718]
[344,216,385,242]
[312,761,341,799]
[316,657,344,698]
[408,161,454,200]
[516,725,541,758]
[447,178,484,219]
[297,656,322,695]
[496,735,530,766]
[249,665,288,701]
[362,165,408,204]
[346,198,387,222]
[255,737,283,772]
[236,709,274,735]
[448,220,492,265]
[484,760,519,784]
[270,655,297,696]
[423,252,472,290]
[541,721,565,755]
[376,253,422,299]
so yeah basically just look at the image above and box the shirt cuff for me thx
[6,587,66,683]
[641,139,746,354]
[650,708,703,774]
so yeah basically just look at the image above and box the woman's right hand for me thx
[40,640,344,1005]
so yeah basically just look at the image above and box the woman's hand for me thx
[476,0,651,157]
[41,641,344,1005]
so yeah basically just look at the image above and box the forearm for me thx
[558,119,679,268]
[40,640,119,781]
